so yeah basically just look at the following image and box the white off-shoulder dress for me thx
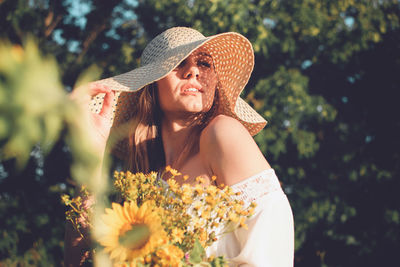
[206,168,294,267]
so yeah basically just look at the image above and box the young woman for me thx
[67,27,294,266]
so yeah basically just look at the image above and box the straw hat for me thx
[90,27,267,155]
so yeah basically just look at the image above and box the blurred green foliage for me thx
[0,29,105,267]
[0,39,65,168]
[0,0,399,266]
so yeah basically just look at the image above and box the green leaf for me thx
[210,256,227,267]
[189,238,205,264]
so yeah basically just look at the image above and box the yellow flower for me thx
[217,207,227,218]
[167,178,179,192]
[234,203,243,213]
[98,201,167,262]
[201,210,211,220]
[141,183,150,191]
[181,184,193,204]
[194,184,204,195]
[206,185,218,196]
[191,216,203,228]
[228,212,239,223]
[156,244,184,267]
[199,230,208,245]
[172,228,185,244]
[193,201,202,211]
[124,257,145,267]
[144,254,152,263]
[239,217,248,230]
[195,176,206,184]
[211,221,219,228]
[165,165,182,176]
[205,195,216,206]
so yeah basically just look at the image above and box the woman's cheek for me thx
[199,72,217,107]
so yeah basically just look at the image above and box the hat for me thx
[90,27,267,154]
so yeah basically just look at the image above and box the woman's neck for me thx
[161,114,197,168]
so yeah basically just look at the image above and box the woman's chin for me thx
[164,102,212,118]
[188,106,212,114]
[181,103,207,113]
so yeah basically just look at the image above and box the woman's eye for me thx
[175,60,186,69]
[198,61,211,68]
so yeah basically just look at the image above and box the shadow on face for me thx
[156,48,219,116]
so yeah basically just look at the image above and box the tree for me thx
[0,0,399,266]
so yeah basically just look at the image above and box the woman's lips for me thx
[181,84,203,95]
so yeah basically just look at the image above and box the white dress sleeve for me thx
[206,169,294,267]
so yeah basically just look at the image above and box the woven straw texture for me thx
[89,27,267,156]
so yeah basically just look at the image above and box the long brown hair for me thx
[127,82,219,173]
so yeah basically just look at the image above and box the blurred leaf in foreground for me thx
[0,38,67,168]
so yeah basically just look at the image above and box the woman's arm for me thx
[200,115,294,266]
[64,193,94,267]
[64,83,114,265]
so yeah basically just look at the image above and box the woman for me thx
[68,27,294,266]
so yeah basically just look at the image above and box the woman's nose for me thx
[183,62,200,79]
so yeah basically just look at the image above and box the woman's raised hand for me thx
[70,82,115,155]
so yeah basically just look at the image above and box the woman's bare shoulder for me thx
[201,114,248,143]
[199,115,270,185]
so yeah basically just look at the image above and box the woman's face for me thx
[157,48,218,117]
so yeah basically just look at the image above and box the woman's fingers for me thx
[70,82,111,104]
[69,82,116,152]
[71,82,116,117]
[88,82,111,96]
[87,83,115,118]
[98,89,115,119]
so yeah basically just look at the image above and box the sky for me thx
[52,0,137,52]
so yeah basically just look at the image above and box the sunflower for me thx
[98,201,167,262]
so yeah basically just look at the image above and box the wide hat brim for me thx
[89,28,267,157]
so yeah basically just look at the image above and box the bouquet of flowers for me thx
[62,167,256,266]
